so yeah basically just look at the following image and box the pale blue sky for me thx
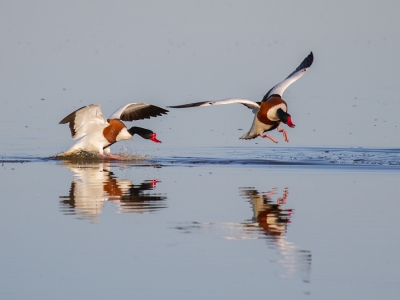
[1,1,399,155]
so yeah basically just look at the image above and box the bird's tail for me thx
[239,131,258,140]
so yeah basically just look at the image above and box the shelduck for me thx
[59,103,168,158]
[168,52,313,143]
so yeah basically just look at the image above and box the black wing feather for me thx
[119,105,168,121]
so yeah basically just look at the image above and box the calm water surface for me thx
[1,147,399,300]
[2,1,400,299]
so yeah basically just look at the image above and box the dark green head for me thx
[276,108,295,128]
[128,126,161,143]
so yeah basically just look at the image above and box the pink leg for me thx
[260,133,278,143]
[277,125,289,142]
[277,188,289,204]
[266,187,278,196]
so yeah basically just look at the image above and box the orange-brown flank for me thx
[103,119,126,144]
[103,176,123,201]
[257,97,288,125]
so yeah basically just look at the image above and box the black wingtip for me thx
[167,104,192,108]
[167,105,187,108]
[305,51,314,68]
[167,101,209,108]
[282,51,314,81]
[296,51,314,71]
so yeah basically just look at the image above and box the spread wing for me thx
[109,103,168,121]
[263,52,314,101]
[59,104,108,139]
[168,98,260,114]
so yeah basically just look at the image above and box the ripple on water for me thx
[153,147,400,168]
[2,147,400,169]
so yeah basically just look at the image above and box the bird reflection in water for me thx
[174,187,311,283]
[59,162,167,221]
[239,187,311,283]
[239,187,291,236]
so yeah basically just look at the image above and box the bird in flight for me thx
[168,52,313,143]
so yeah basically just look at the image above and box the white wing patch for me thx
[267,69,309,98]
[59,104,108,140]
[264,52,314,100]
[169,98,260,114]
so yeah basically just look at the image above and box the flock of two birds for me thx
[59,52,314,159]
